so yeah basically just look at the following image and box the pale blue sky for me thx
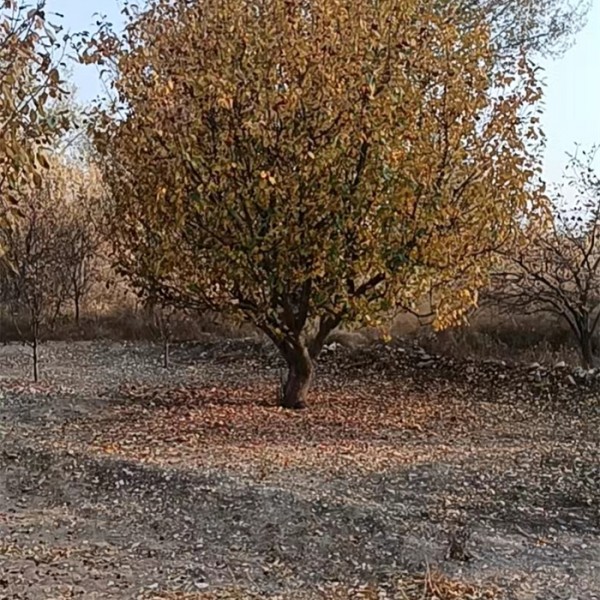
[47,0,600,186]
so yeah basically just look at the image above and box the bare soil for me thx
[0,340,598,599]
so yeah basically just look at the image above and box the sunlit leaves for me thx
[88,0,545,402]
[0,1,69,239]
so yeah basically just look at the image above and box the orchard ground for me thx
[0,339,598,599]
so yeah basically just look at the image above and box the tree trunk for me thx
[281,345,313,409]
[32,328,39,383]
[74,292,81,325]
[163,338,170,369]
[580,330,594,368]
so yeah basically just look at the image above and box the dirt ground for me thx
[0,340,598,599]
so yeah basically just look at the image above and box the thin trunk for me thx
[32,323,39,383]
[163,338,170,369]
[281,344,313,409]
[74,292,81,325]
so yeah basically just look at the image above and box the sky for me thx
[46,0,600,187]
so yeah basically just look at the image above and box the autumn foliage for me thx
[89,0,545,407]
[0,0,68,239]
[464,0,591,58]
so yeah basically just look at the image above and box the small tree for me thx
[0,171,70,380]
[489,150,600,368]
[90,0,545,408]
[59,163,105,324]
[145,296,176,369]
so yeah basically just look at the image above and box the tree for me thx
[90,0,545,408]
[0,1,69,241]
[0,152,103,379]
[59,161,105,324]
[460,0,591,58]
[51,94,108,324]
[145,295,176,369]
[489,150,600,368]
[0,163,71,381]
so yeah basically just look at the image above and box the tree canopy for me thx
[0,1,69,242]
[461,0,591,58]
[89,0,546,407]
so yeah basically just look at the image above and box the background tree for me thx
[145,295,176,369]
[489,150,600,368]
[0,1,69,241]
[460,0,591,58]
[58,161,105,324]
[90,0,545,408]
[0,162,71,381]
[0,150,104,378]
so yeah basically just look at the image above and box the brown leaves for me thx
[49,372,512,478]
[0,2,69,245]
[143,570,499,599]
[2,340,598,599]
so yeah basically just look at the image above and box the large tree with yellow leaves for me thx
[90,0,545,408]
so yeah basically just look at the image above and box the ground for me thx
[0,339,598,600]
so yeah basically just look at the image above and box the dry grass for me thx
[325,309,580,366]
[0,300,584,367]
[392,309,580,366]
[0,306,257,344]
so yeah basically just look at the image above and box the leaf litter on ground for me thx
[0,340,598,599]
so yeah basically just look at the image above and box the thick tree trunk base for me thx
[580,333,595,369]
[281,379,310,409]
[280,349,313,409]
